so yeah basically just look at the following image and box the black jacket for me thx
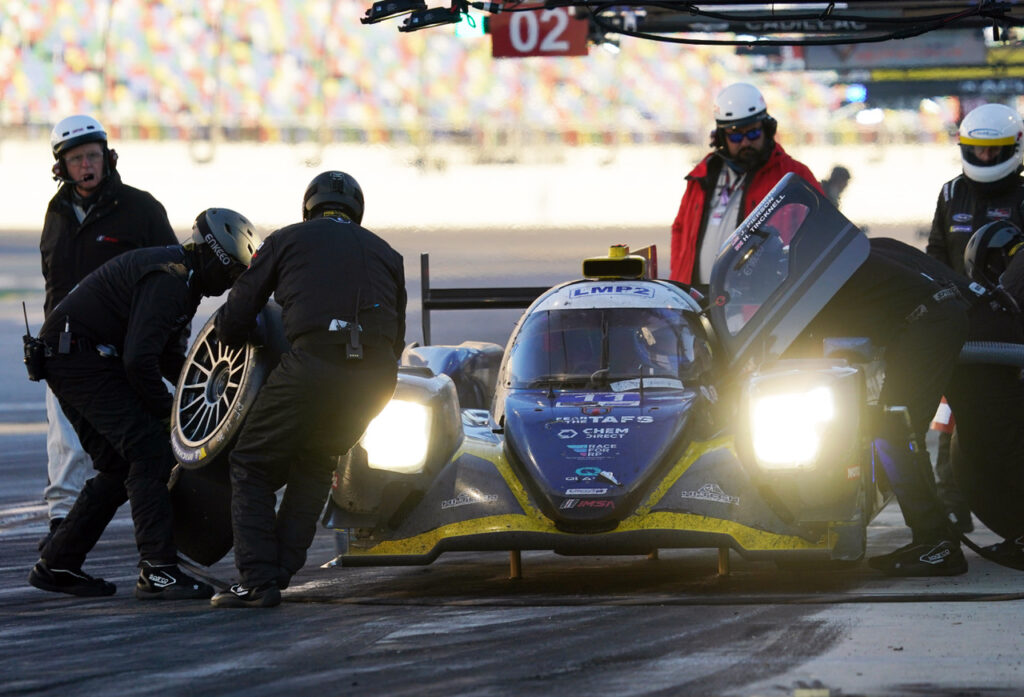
[41,246,201,417]
[40,171,177,318]
[926,173,1024,275]
[216,216,406,360]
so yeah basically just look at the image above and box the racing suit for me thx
[796,241,971,544]
[38,245,200,570]
[39,171,176,521]
[873,237,1024,542]
[669,142,821,285]
[925,171,1024,526]
[216,215,406,590]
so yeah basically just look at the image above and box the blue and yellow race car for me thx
[170,174,891,574]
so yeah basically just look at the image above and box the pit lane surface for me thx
[3,228,1024,697]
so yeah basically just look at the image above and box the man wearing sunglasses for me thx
[670,82,822,290]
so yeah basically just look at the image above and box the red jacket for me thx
[669,143,822,283]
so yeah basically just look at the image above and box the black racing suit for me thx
[925,171,1024,520]
[40,171,177,318]
[216,215,406,589]
[38,246,201,569]
[794,240,971,541]
[873,238,1024,540]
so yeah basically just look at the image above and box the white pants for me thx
[44,385,93,519]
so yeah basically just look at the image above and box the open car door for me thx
[707,172,870,375]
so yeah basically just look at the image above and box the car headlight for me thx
[362,399,432,474]
[750,385,835,469]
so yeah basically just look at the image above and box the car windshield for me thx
[506,307,708,389]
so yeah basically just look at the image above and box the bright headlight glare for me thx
[750,385,834,469]
[362,399,431,474]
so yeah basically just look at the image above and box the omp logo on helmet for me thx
[967,127,1002,139]
[204,233,232,266]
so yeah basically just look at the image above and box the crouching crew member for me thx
[28,208,261,599]
[212,170,406,608]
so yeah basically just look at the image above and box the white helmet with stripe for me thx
[959,103,1024,183]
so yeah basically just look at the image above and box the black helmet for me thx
[302,171,364,224]
[964,220,1024,288]
[188,208,262,296]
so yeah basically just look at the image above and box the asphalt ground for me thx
[4,226,1024,697]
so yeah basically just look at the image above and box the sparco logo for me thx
[204,233,232,266]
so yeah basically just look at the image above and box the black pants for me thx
[40,352,177,569]
[874,298,969,539]
[228,344,397,588]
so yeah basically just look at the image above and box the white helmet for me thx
[714,83,769,128]
[958,103,1024,183]
[50,115,107,159]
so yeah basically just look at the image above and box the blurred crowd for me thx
[0,1,988,145]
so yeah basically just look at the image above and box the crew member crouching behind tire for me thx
[28,208,261,600]
[212,170,406,609]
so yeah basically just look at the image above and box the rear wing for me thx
[420,253,547,345]
[418,245,658,345]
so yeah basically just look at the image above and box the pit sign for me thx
[490,6,588,58]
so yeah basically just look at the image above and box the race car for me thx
[169,173,893,573]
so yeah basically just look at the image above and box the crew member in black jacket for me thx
[926,103,1024,531]
[40,115,177,545]
[28,208,261,600]
[212,171,406,608]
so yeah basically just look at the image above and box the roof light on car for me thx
[582,244,647,280]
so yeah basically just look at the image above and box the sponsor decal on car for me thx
[556,393,641,407]
[569,285,655,298]
[679,483,740,506]
[557,429,578,439]
[565,488,609,495]
[847,466,861,480]
[560,498,615,510]
[566,443,617,459]
[554,415,653,424]
[583,427,629,439]
[441,491,499,510]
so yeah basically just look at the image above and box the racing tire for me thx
[170,303,288,469]
[169,462,233,566]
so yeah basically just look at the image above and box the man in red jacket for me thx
[670,82,822,288]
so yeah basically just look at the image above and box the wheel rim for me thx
[176,328,249,447]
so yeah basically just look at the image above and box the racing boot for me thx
[981,535,1024,571]
[135,561,214,600]
[210,582,281,609]
[867,538,967,577]
[28,560,115,597]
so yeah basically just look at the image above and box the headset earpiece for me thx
[107,148,118,172]
[763,116,778,140]
[711,128,724,149]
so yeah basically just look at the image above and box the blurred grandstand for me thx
[0,0,992,157]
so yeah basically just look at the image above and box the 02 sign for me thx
[490,6,588,58]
